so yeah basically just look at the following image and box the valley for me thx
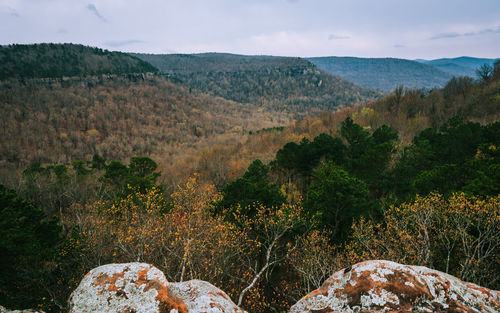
[0,43,499,313]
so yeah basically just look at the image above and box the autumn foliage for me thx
[1,47,500,312]
[348,193,500,288]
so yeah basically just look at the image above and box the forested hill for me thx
[132,53,382,115]
[308,56,453,92]
[1,57,498,313]
[416,56,498,77]
[135,53,288,73]
[0,75,291,175]
[0,43,158,80]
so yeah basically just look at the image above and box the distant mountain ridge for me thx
[0,43,157,80]
[416,56,498,77]
[308,56,454,92]
[308,56,499,92]
[132,52,382,116]
[135,52,287,73]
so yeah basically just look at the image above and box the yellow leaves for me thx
[346,192,499,285]
[86,128,100,138]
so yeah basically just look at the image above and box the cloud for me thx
[429,32,461,40]
[1,6,20,17]
[87,3,106,22]
[393,44,405,48]
[328,34,350,40]
[478,25,500,34]
[104,40,145,47]
[429,25,500,40]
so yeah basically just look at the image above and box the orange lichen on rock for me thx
[169,280,247,313]
[68,262,187,313]
[135,267,188,313]
[93,272,125,294]
[290,260,500,313]
[155,286,188,313]
[68,262,246,313]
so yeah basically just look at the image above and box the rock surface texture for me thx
[170,280,246,313]
[0,306,43,313]
[69,262,246,313]
[68,263,188,313]
[290,260,500,313]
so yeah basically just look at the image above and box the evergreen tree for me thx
[0,184,62,308]
[215,159,286,218]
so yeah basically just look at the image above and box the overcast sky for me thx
[1,0,499,59]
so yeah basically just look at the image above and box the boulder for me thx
[0,306,43,313]
[170,280,247,313]
[290,260,500,313]
[68,263,187,313]
[69,263,246,313]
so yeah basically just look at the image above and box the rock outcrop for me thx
[290,260,500,313]
[0,306,43,313]
[170,280,246,313]
[69,262,246,313]
[68,263,187,313]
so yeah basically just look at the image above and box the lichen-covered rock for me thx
[170,280,247,313]
[290,260,500,313]
[68,263,187,313]
[0,306,44,313]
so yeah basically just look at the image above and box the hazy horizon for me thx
[1,0,499,59]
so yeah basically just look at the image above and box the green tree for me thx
[340,117,371,161]
[352,125,398,195]
[304,162,372,242]
[129,156,158,178]
[311,133,347,167]
[101,156,161,197]
[90,153,106,170]
[0,184,62,308]
[127,156,161,192]
[390,117,497,200]
[101,160,129,196]
[414,164,465,196]
[215,159,286,218]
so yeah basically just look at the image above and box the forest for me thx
[0,43,157,79]
[308,56,453,91]
[0,44,499,312]
[133,52,382,115]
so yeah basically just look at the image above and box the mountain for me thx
[0,45,293,181]
[0,75,291,176]
[132,53,382,116]
[192,59,500,185]
[308,57,454,92]
[416,56,498,77]
[0,43,157,79]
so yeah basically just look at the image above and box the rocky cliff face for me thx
[68,262,246,313]
[290,260,500,313]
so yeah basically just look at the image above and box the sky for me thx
[1,0,499,59]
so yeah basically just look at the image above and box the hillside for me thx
[308,56,453,92]
[0,75,291,188]
[187,60,500,186]
[0,43,158,79]
[416,56,498,77]
[2,60,498,313]
[132,53,382,115]
[1,45,499,313]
